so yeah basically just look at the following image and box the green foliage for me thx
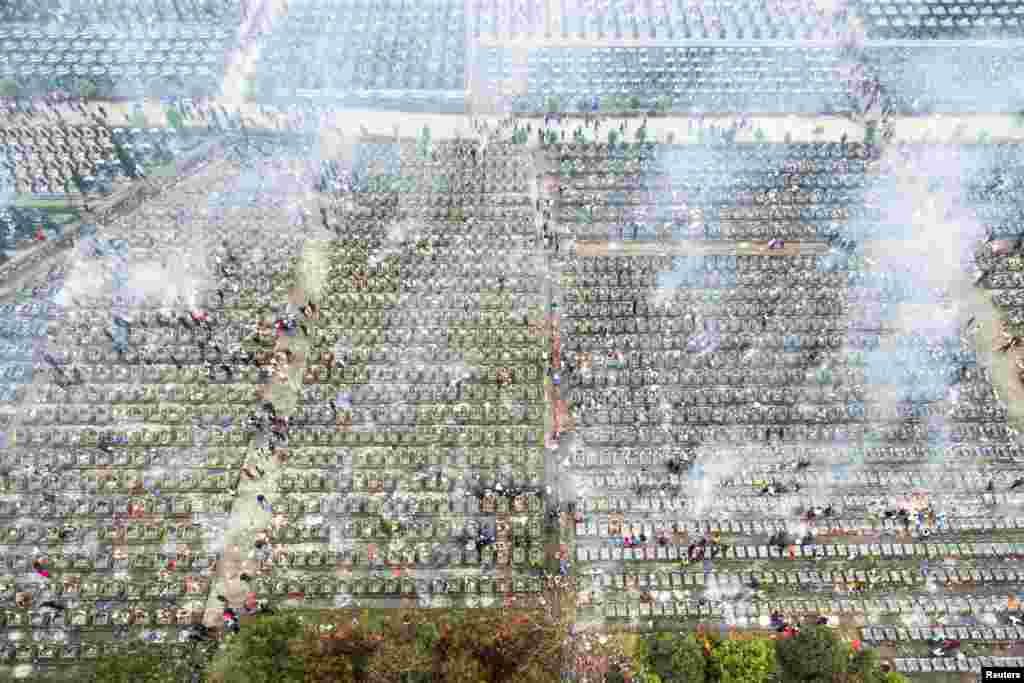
[655,95,673,113]
[165,108,183,129]
[545,95,561,113]
[241,77,257,99]
[605,664,629,683]
[417,125,432,158]
[628,94,642,110]
[707,638,775,683]
[0,79,18,97]
[639,633,706,683]
[415,622,441,656]
[635,125,648,143]
[849,647,882,682]
[848,649,911,683]
[776,626,848,683]
[978,130,992,144]
[91,649,188,683]
[78,79,98,99]
[211,614,306,683]
[608,128,620,147]
[864,122,878,146]
[754,128,766,142]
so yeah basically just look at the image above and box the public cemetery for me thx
[1,0,1024,680]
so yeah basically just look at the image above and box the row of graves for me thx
[474,0,1024,41]
[550,139,1024,664]
[545,140,886,243]
[249,0,467,111]
[546,141,1024,246]
[0,262,67,403]
[0,207,67,258]
[484,45,1024,115]
[0,0,243,24]
[892,655,1024,675]
[0,125,188,198]
[963,143,1024,333]
[0,1,243,98]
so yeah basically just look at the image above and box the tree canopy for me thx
[707,638,775,683]
[208,613,306,683]
[638,633,706,683]
[776,626,850,683]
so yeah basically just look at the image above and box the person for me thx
[257,494,272,513]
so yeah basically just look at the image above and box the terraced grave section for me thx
[297,137,550,608]
[0,145,307,673]
[0,8,244,99]
[474,0,1024,41]
[482,45,1024,115]
[249,0,467,111]
[551,140,1024,669]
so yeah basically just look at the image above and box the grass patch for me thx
[12,196,74,210]
[147,162,179,178]
[51,212,81,224]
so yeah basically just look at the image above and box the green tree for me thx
[606,664,629,683]
[545,95,561,113]
[241,77,257,100]
[848,648,911,683]
[628,94,642,110]
[0,79,18,97]
[864,121,878,146]
[112,140,140,179]
[655,95,673,114]
[776,626,848,683]
[92,647,202,683]
[635,125,647,143]
[707,638,775,683]
[209,614,306,683]
[639,633,706,683]
[754,128,766,142]
[608,128,620,147]
[417,124,432,158]
[165,107,183,129]
[78,79,98,99]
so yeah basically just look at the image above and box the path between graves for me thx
[202,281,312,628]
[573,239,833,258]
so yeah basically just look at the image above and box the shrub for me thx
[639,633,706,683]
[707,638,775,683]
[776,626,848,683]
